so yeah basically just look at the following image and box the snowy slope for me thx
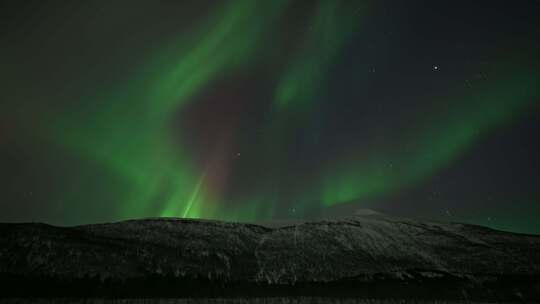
[1,211,539,299]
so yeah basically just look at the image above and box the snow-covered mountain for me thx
[1,211,539,300]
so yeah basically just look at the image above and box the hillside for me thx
[1,211,539,301]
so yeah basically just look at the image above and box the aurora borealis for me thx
[1,1,540,233]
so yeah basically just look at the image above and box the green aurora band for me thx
[14,1,538,224]
[316,71,538,207]
[47,0,291,220]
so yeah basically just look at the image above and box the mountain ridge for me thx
[1,211,540,300]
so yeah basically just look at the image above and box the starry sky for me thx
[1,0,539,233]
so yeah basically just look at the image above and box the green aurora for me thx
[1,0,539,232]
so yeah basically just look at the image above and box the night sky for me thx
[1,0,539,233]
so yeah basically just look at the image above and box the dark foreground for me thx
[1,211,540,302]
[0,298,513,304]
